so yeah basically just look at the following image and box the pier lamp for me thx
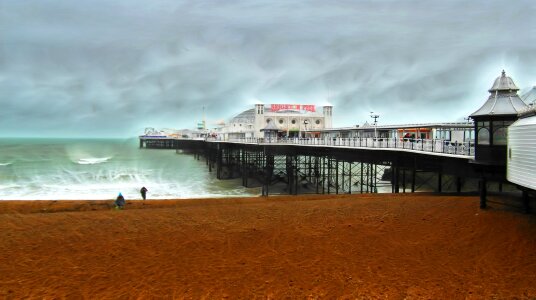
[370,112,379,138]
[303,119,309,138]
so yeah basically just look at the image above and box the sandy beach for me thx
[1,193,535,299]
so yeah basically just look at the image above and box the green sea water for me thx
[0,138,260,200]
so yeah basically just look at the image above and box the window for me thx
[315,119,321,125]
[477,128,490,145]
[266,118,272,124]
[291,119,296,124]
[493,127,507,145]
[279,119,284,124]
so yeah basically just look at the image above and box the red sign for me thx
[271,104,316,112]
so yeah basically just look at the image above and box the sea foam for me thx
[77,157,112,165]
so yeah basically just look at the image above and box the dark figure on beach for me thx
[115,193,125,209]
[140,187,148,200]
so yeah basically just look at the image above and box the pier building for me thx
[507,106,536,203]
[317,122,473,142]
[216,104,333,140]
[468,70,529,208]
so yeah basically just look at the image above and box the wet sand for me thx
[1,193,535,298]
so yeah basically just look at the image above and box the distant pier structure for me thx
[140,70,535,212]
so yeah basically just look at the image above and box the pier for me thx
[138,70,536,211]
[140,136,484,197]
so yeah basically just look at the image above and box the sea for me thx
[0,138,260,200]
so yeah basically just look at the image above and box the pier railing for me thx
[216,137,474,157]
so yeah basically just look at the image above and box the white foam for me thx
[0,162,12,166]
[77,157,112,165]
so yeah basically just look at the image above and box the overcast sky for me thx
[1,0,535,137]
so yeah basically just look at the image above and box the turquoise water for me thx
[0,138,259,200]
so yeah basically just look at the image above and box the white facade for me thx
[507,113,536,190]
[217,104,333,139]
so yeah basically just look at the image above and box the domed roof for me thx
[471,70,528,118]
[230,108,255,123]
[488,70,519,92]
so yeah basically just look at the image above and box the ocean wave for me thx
[77,157,112,165]
[0,162,12,166]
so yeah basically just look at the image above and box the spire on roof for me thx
[471,70,528,117]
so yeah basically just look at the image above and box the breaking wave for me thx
[77,157,112,165]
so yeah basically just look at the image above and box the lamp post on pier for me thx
[370,112,379,138]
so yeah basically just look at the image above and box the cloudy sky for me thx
[1,0,535,137]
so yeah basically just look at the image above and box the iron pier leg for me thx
[348,162,352,194]
[411,168,416,193]
[207,149,212,173]
[394,165,400,194]
[456,177,462,193]
[216,147,223,180]
[522,190,531,214]
[322,156,326,194]
[402,168,406,193]
[263,154,274,197]
[479,178,487,209]
[360,162,364,194]
[335,159,340,194]
[315,156,320,194]
[437,172,442,193]
[327,157,332,194]
[374,164,377,193]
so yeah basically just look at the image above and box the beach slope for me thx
[1,194,535,298]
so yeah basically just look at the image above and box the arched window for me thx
[493,127,507,145]
[477,128,490,145]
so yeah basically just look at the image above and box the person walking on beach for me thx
[140,187,148,200]
[115,193,125,209]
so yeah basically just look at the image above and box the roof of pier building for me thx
[261,120,280,132]
[470,70,528,118]
[521,86,536,105]
[230,106,323,124]
[230,109,255,124]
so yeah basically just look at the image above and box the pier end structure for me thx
[469,70,528,208]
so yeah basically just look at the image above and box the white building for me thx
[507,107,536,190]
[217,104,333,140]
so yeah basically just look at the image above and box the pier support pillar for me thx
[216,147,223,180]
[456,177,462,193]
[437,172,442,193]
[262,153,274,197]
[522,190,531,214]
[479,178,487,209]
[411,168,416,193]
[393,161,400,194]
[402,169,406,193]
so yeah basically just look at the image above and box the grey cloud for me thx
[1,0,536,137]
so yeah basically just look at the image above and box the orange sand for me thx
[1,194,535,299]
